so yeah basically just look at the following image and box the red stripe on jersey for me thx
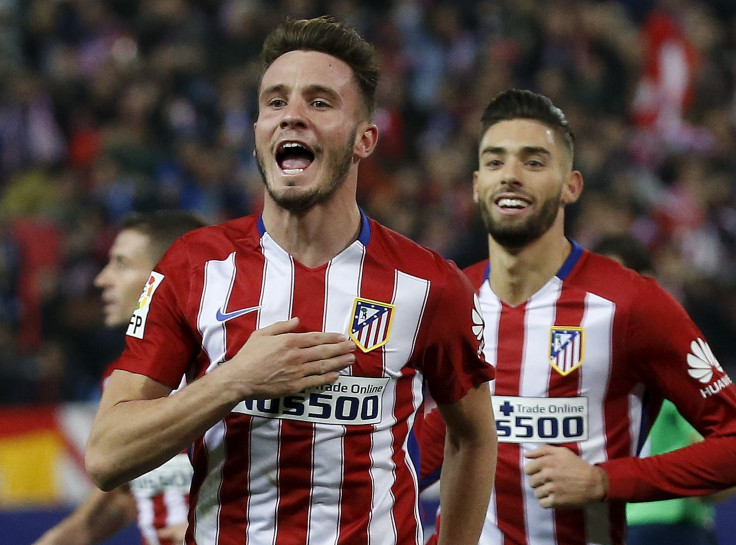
[495,302,527,545]
[274,261,326,545]
[548,285,587,545]
[152,494,167,536]
[391,364,422,544]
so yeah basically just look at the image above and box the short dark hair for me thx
[260,16,380,119]
[591,234,653,275]
[120,210,206,263]
[480,89,575,160]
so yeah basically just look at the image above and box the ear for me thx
[561,170,583,206]
[354,123,379,159]
[472,170,480,203]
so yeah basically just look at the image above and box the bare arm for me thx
[86,318,355,490]
[436,382,497,545]
[31,486,136,545]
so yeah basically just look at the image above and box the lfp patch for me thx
[127,271,164,339]
[549,327,584,376]
[349,297,395,353]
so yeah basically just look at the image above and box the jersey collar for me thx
[257,209,372,246]
[483,238,584,282]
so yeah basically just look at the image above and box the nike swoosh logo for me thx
[215,305,261,323]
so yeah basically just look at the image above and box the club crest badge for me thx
[549,326,584,376]
[349,297,395,353]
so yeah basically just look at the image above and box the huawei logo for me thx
[687,338,723,384]
[472,294,485,356]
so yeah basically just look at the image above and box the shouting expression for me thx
[254,50,376,213]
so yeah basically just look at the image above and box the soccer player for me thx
[84,16,496,545]
[420,89,736,545]
[33,210,206,545]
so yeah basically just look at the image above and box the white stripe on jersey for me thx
[198,252,237,367]
[136,495,157,545]
[195,254,240,545]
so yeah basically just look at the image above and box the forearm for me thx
[86,319,357,490]
[86,367,242,490]
[437,430,496,545]
[32,487,136,545]
[435,383,497,545]
[601,435,736,501]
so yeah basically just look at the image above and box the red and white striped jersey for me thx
[421,241,736,545]
[130,453,192,545]
[114,213,493,545]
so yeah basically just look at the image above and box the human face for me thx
[254,50,377,213]
[94,229,155,328]
[473,119,578,249]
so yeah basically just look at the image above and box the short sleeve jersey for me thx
[114,213,493,545]
[421,241,736,545]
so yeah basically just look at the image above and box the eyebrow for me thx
[480,145,552,157]
[260,83,341,102]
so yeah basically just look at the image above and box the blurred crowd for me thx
[2,0,736,405]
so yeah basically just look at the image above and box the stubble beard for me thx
[479,188,562,249]
[256,129,357,214]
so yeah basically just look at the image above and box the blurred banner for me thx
[0,403,96,507]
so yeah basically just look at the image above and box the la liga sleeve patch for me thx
[127,271,165,339]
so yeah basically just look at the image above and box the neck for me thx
[487,226,572,307]
[261,192,362,268]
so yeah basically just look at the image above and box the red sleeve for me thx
[113,238,201,389]
[416,257,494,405]
[600,277,736,501]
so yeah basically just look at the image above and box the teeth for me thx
[283,168,304,174]
[498,198,528,208]
[281,142,306,151]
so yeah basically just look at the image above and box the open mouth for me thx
[496,197,531,210]
[276,141,315,174]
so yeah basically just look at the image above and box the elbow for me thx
[85,444,125,492]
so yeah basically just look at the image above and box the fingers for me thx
[256,317,301,335]
[254,319,355,350]
[524,444,554,459]
[298,339,356,368]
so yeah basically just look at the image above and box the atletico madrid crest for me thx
[549,327,584,376]
[349,297,395,353]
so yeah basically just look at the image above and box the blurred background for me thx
[2,0,736,543]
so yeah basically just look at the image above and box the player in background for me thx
[33,210,206,545]
[420,89,736,545]
[84,16,496,545]
[592,234,730,545]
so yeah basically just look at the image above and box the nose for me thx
[500,159,523,187]
[279,100,308,129]
[94,264,111,288]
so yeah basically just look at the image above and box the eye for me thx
[268,98,286,108]
[312,99,331,108]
